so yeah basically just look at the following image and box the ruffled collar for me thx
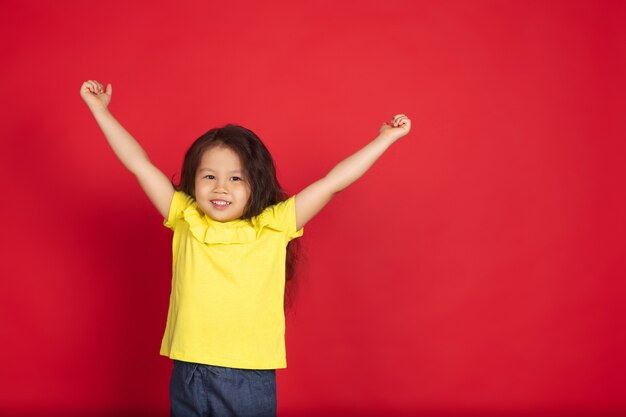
[181,201,283,245]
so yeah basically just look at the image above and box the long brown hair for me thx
[175,124,304,313]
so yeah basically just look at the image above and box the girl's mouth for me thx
[211,200,231,210]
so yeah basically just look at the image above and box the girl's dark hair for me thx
[174,124,304,313]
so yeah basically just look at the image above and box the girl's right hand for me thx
[80,80,112,110]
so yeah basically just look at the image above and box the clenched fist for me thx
[379,114,411,142]
[80,80,112,111]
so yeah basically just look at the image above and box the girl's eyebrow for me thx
[199,168,242,174]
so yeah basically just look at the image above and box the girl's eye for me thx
[202,175,243,181]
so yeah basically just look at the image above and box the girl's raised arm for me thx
[294,114,411,230]
[80,80,174,219]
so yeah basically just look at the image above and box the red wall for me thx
[1,0,625,416]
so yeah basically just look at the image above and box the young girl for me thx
[80,80,411,417]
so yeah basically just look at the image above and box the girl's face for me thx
[194,145,251,222]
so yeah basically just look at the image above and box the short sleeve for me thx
[258,195,304,242]
[163,190,195,230]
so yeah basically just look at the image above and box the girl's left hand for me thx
[379,114,411,142]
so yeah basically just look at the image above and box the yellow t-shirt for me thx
[160,190,303,369]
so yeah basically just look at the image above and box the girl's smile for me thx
[210,199,231,209]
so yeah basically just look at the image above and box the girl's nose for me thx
[213,179,229,192]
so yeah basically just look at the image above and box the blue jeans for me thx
[170,359,277,417]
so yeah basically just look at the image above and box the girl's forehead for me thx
[199,146,243,169]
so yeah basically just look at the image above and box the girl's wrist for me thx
[375,132,398,146]
[90,104,110,115]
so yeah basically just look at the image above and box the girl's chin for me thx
[203,207,242,222]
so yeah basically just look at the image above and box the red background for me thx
[1,0,625,416]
